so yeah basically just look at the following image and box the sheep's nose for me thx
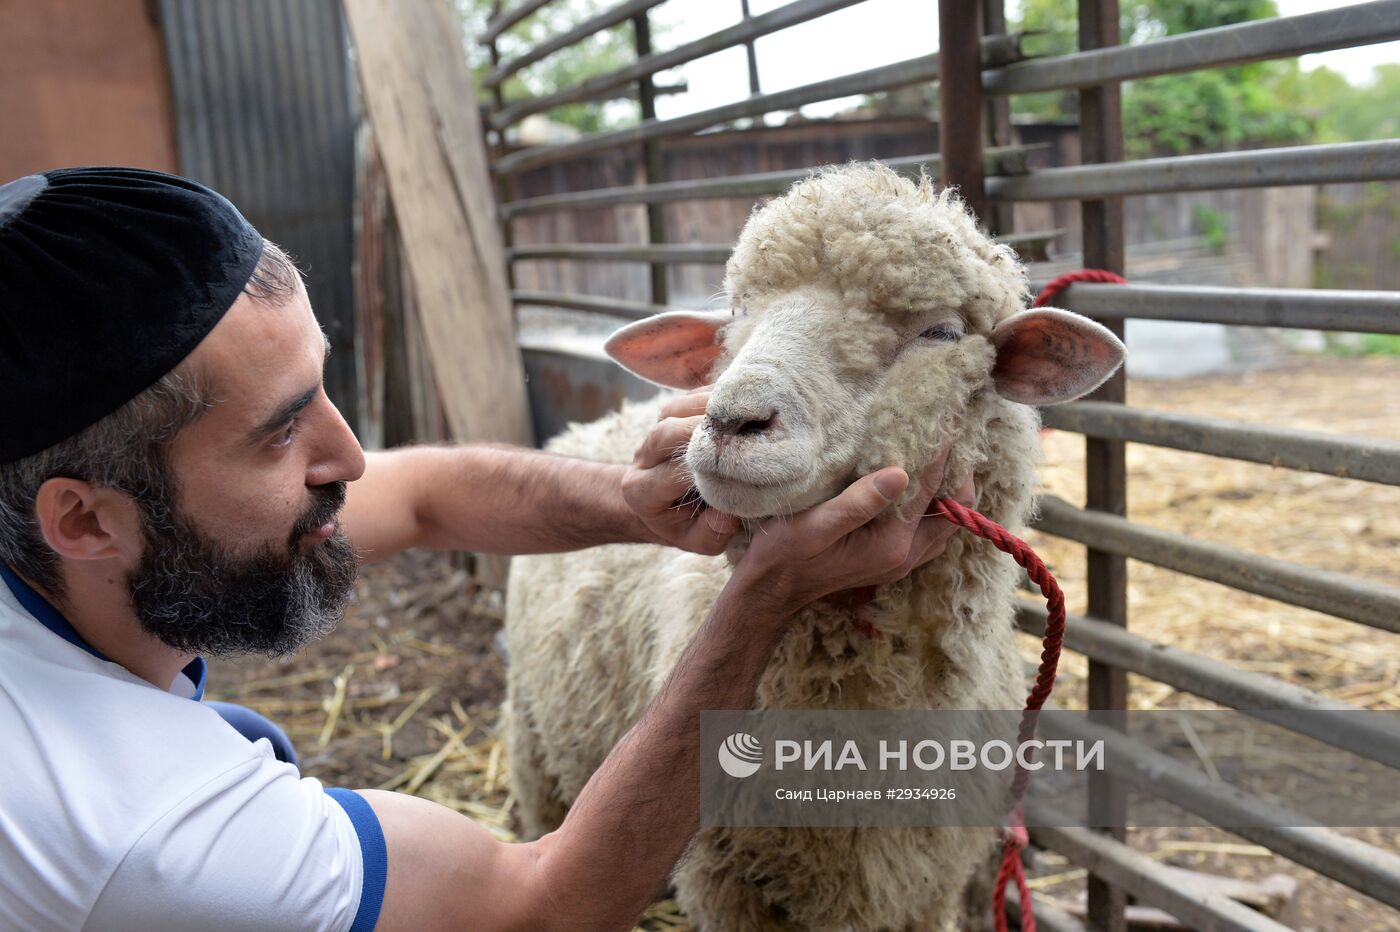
[708,409,778,438]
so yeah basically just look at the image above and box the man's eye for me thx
[271,422,300,448]
[920,324,961,342]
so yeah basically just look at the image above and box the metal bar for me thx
[1025,817,1294,932]
[939,0,987,223]
[511,290,673,320]
[1034,716,1400,911]
[480,0,554,44]
[740,0,761,96]
[1078,2,1127,926]
[1043,282,1400,335]
[499,146,1040,217]
[508,243,733,263]
[984,0,1400,95]
[490,0,862,128]
[1017,603,1400,770]
[1005,885,1088,932]
[548,78,689,107]
[1034,495,1400,634]
[632,9,668,305]
[506,230,1058,264]
[484,0,667,89]
[1042,401,1400,486]
[989,140,1400,201]
[493,50,965,175]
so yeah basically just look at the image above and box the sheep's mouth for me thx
[691,466,837,520]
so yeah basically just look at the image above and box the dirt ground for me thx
[206,355,1400,931]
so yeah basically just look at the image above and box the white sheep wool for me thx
[506,163,1124,931]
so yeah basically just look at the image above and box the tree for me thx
[1276,64,1400,144]
[1007,0,1312,156]
[455,0,645,134]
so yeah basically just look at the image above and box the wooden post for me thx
[485,0,518,298]
[938,0,987,223]
[633,11,669,306]
[342,0,533,449]
[981,0,1015,236]
[1079,0,1129,929]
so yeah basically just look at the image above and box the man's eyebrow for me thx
[249,385,319,443]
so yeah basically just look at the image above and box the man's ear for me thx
[990,307,1126,405]
[33,479,143,565]
[604,310,730,389]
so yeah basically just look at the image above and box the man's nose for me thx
[306,396,366,486]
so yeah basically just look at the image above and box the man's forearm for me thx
[526,570,791,930]
[411,445,655,554]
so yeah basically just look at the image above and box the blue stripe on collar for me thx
[0,562,207,699]
[184,656,208,701]
[0,562,101,660]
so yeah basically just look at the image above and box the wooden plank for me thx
[343,0,533,447]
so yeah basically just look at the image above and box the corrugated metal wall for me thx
[158,0,360,431]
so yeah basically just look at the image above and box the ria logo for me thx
[718,732,763,778]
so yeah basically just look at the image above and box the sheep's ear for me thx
[604,310,729,389]
[990,308,1125,405]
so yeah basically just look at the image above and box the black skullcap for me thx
[0,166,264,464]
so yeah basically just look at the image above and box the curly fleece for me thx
[506,164,1044,931]
[726,163,1028,329]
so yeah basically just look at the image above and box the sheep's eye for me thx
[920,324,961,342]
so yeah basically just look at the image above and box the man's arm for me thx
[357,456,970,931]
[341,445,644,563]
[361,571,791,932]
[340,391,738,564]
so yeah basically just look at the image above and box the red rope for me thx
[938,269,1122,932]
[1033,268,1127,307]
[932,497,1063,932]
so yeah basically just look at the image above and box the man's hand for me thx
[737,448,975,610]
[622,387,741,556]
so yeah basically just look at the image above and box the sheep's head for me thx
[606,163,1124,519]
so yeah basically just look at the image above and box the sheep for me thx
[504,162,1124,931]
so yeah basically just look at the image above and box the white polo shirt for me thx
[0,565,387,931]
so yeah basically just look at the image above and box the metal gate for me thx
[475,1,1400,928]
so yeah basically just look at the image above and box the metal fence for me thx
[474,1,1400,928]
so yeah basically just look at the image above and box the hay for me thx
[1026,357,1400,714]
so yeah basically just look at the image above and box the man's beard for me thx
[126,482,358,657]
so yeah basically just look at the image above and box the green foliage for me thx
[455,0,645,134]
[1192,205,1229,253]
[1361,335,1400,356]
[1008,0,1313,155]
[1323,333,1400,357]
[1122,63,1311,157]
[1275,64,1400,144]
[1134,0,1277,36]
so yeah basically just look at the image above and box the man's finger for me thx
[703,506,740,536]
[657,389,713,421]
[807,468,908,544]
[909,510,961,565]
[948,470,976,508]
[633,415,704,469]
[902,447,951,522]
[630,459,698,519]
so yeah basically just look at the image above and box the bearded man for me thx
[0,167,968,931]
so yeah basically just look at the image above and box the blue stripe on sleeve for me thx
[325,788,388,932]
